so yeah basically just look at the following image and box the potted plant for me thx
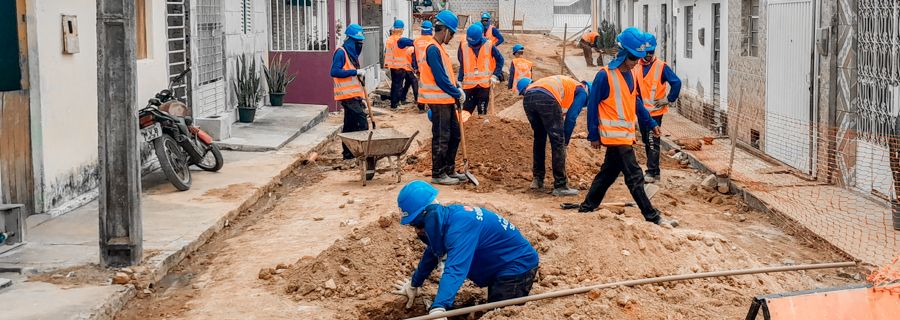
[233,54,262,123]
[263,53,296,107]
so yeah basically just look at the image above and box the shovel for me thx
[560,184,660,209]
[455,100,480,186]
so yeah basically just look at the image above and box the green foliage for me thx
[233,54,263,109]
[263,53,297,94]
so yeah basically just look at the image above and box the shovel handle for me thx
[456,100,469,164]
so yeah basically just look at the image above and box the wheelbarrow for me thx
[338,128,419,186]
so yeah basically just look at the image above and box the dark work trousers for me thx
[431,104,461,177]
[579,40,596,67]
[639,115,664,177]
[523,91,568,189]
[389,68,407,108]
[341,98,369,160]
[890,132,900,229]
[401,71,419,104]
[487,266,538,303]
[579,145,661,223]
[464,86,491,115]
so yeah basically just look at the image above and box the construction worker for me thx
[516,76,588,196]
[458,24,504,116]
[393,180,539,317]
[407,20,435,111]
[480,12,504,46]
[331,23,375,177]
[419,10,466,185]
[634,32,681,183]
[385,19,413,109]
[577,27,677,227]
[507,44,533,94]
[580,30,602,67]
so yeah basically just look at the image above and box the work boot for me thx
[530,178,544,190]
[655,216,680,228]
[552,187,579,197]
[643,174,659,184]
[432,174,460,185]
[448,172,468,181]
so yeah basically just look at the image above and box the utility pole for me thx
[591,0,599,33]
[97,0,142,267]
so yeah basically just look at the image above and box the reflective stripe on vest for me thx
[418,40,457,104]
[462,41,495,89]
[486,25,498,44]
[414,35,433,66]
[511,58,534,93]
[332,48,366,101]
[385,35,413,71]
[634,59,669,116]
[598,67,637,145]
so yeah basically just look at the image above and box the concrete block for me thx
[196,111,236,141]
[0,278,11,290]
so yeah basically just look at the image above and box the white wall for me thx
[499,0,554,31]
[223,0,269,110]
[382,0,412,38]
[31,0,168,212]
[673,0,728,108]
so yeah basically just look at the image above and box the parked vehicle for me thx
[139,69,223,191]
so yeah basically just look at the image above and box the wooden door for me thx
[0,0,34,214]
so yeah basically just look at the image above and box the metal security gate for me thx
[712,3,721,107]
[166,0,191,103]
[192,0,226,117]
[764,0,815,174]
[854,0,898,198]
[553,0,591,34]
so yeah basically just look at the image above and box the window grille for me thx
[195,0,224,85]
[684,5,693,58]
[270,0,329,51]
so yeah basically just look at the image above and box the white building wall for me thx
[31,0,169,212]
[673,0,728,109]
[223,0,269,110]
[382,0,412,38]
[450,0,498,23]
[498,0,554,31]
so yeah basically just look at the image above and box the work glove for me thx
[428,307,448,320]
[392,279,419,309]
[457,89,467,104]
[490,75,500,84]
[355,69,367,78]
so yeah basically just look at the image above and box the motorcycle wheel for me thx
[154,135,192,191]
[194,142,224,172]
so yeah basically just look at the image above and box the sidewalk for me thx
[564,57,898,267]
[0,115,341,319]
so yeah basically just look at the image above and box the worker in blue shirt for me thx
[574,28,677,227]
[330,23,376,178]
[392,180,540,318]
[480,12,504,46]
[634,32,682,183]
[516,76,588,196]
[458,24,504,116]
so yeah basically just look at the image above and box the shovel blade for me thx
[644,183,660,200]
[465,171,480,186]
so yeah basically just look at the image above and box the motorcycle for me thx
[138,69,223,191]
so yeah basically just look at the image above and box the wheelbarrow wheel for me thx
[365,157,376,181]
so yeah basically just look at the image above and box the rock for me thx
[120,267,134,274]
[539,228,559,240]
[587,289,603,300]
[616,296,632,307]
[359,237,371,246]
[112,272,131,285]
[275,269,286,274]
[687,233,703,241]
[342,190,350,196]
[701,174,717,191]
[782,259,796,266]
[339,203,346,209]
[324,279,337,290]
[346,199,355,204]
[143,289,153,295]
[276,263,289,270]
[377,216,393,228]
[621,249,631,256]
[738,216,747,222]
[258,268,275,280]
[717,183,730,194]
[339,265,351,276]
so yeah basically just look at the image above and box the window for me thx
[196,0,224,85]
[742,0,760,57]
[136,0,148,59]
[642,5,648,32]
[270,0,330,51]
[661,4,667,56]
[241,0,252,34]
[684,5,693,58]
[0,0,22,91]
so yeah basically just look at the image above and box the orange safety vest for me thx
[485,25,499,45]
[597,67,638,146]
[633,58,669,116]
[332,48,366,101]
[582,31,599,44]
[511,58,534,94]
[417,39,457,105]
[385,34,413,71]
[526,75,582,111]
[413,35,433,67]
[461,41,496,89]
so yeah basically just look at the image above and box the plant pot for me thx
[269,93,285,106]
[238,107,257,123]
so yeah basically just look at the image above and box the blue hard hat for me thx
[427,108,433,121]
[644,32,657,51]
[393,19,405,29]
[421,20,433,31]
[616,27,648,58]
[398,180,439,225]
[481,12,491,20]
[512,44,524,54]
[346,23,365,41]
[516,78,532,96]
[466,24,485,46]
[435,10,459,33]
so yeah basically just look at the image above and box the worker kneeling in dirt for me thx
[516,76,589,196]
[577,27,677,227]
[393,180,540,317]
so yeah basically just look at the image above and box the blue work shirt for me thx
[527,86,588,145]
[640,60,682,103]
[330,40,361,79]
[410,204,539,310]
[456,43,505,83]
[426,45,462,98]
[586,68,657,142]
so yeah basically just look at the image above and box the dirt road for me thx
[114,34,863,320]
